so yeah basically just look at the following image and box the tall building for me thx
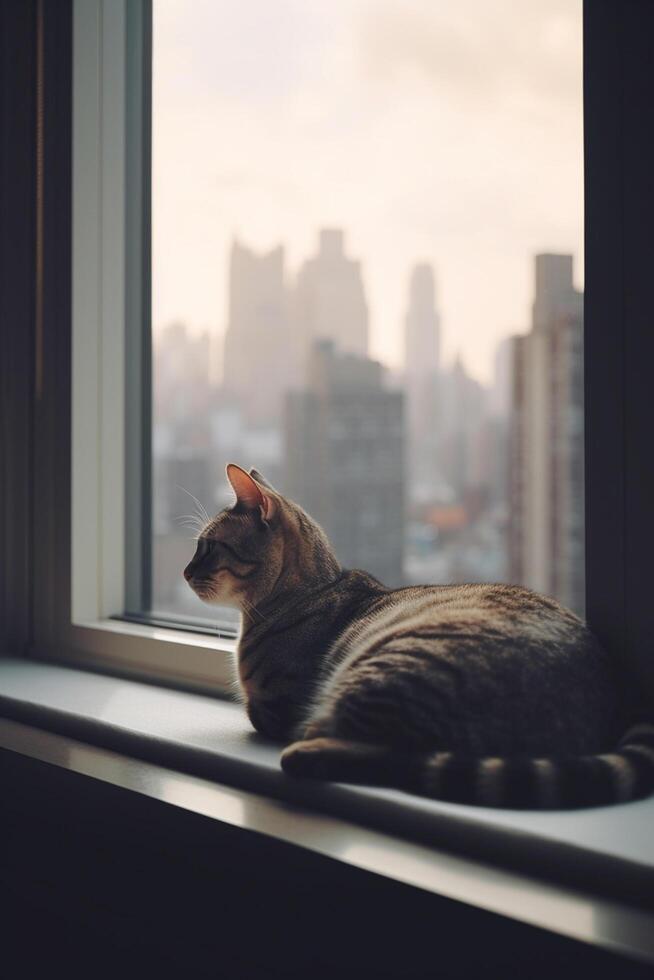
[153,321,216,533]
[483,338,514,580]
[293,229,369,371]
[222,240,292,424]
[508,254,584,615]
[403,264,441,502]
[152,323,219,616]
[404,263,441,379]
[154,321,214,429]
[438,354,488,500]
[284,341,404,586]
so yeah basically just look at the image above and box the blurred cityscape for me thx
[152,229,584,624]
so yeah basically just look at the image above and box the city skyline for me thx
[152,247,584,618]
[149,1,585,623]
[152,0,582,385]
[154,227,579,392]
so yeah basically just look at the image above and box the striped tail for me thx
[280,722,654,810]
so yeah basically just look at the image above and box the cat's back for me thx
[323,578,618,754]
[331,579,589,661]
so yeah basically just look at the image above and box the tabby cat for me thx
[183,463,654,809]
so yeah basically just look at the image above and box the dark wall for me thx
[584,0,654,704]
[2,748,652,980]
[0,1,36,655]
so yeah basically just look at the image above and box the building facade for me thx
[284,341,404,586]
[222,240,292,424]
[403,263,442,503]
[293,229,369,373]
[508,254,584,615]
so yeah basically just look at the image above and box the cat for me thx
[183,463,654,810]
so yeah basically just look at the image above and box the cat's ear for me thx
[249,468,275,492]
[226,463,275,522]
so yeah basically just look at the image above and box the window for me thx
[148,0,585,631]
[12,0,651,708]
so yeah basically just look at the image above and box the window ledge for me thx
[35,618,237,695]
[1,655,653,966]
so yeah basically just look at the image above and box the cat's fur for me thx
[184,463,654,809]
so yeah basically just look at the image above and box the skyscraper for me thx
[152,323,217,616]
[222,240,292,424]
[154,321,213,429]
[438,353,488,501]
[284,340,404,586]
[404,263,441,380]
[403,263,441,502]
[293,229,369,371]
[508,254,584,614]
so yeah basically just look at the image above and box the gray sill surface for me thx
[0,655,652,906]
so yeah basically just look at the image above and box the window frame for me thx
[16,0,235,694]
[2,0,653,709]
[583,0,654,706]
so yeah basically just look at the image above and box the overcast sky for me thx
[152,0,582,384]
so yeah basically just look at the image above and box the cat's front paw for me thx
[280,738,341,779]
[247,698,293,742]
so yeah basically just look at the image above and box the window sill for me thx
[35,618,236,694]
[1,654,653,966]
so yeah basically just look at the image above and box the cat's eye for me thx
[196,538,215,560]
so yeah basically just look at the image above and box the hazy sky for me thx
[152,0,582,384]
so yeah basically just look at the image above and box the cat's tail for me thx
[280,722,654,809]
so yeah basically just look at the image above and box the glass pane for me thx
[150,0,584,625]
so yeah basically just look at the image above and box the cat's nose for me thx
[183,564,193,581]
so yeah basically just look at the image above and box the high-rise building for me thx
[222,240,292,424]
[438,354,488,501]
[490,336,513,421]
[532,253,577,331]
[153,322,216,533]
[483,338,513,580]
[404,263,441,379]
[508,254,584,614]
[151,323,219,616]
[154,321,214,429]
[403,264,441,502]
[293,229,369,371]
[284,340,404,586]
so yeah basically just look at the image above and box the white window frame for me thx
[34,0,235,693]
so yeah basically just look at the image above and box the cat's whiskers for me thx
[176,485,211,528]
[175,514,206,536]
